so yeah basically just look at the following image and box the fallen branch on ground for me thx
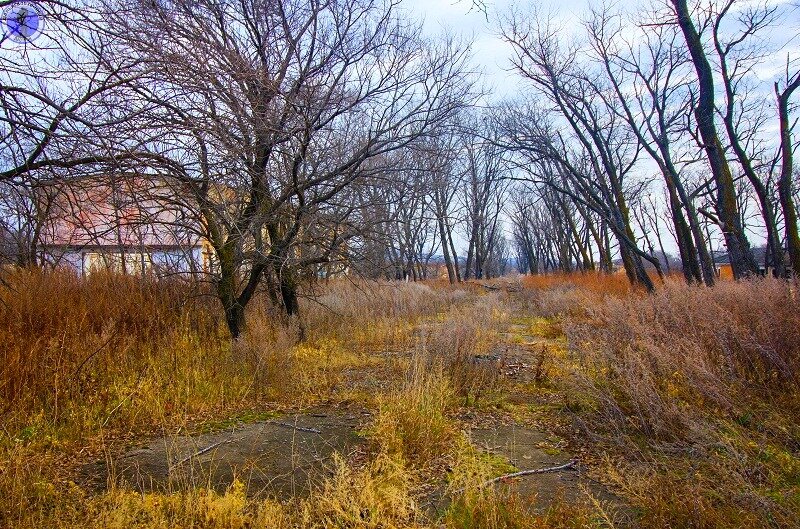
[267,420,322,434]
[452,460,577,495]
[172,437,240,468]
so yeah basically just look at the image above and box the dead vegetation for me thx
[1,271,799,528]
[566,278,800,441]
[559,278,800,528]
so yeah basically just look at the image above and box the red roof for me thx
[40,177,202,249]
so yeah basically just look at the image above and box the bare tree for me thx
[511,183,601,274]
[776,63,800,274]
[586,5,715,285]
[425,124,464,283]
[500,12,661,290]
[459,113,508,280]
[0,2,151,182]
[707,0,790,276]
[671,0,759,278]
[0,4,151,270]
[89,0,473,337]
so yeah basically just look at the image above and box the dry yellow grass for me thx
[3,269,798,528]
[371,354,458,468]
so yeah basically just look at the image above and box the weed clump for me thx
[422,309,505,405]
[371,355,457,468]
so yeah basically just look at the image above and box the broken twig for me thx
[172,438,236,468]
[452,460,577,495]
[267,420,322,434]
[479,460,577,487]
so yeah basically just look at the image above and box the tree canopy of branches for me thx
[91,0,472,336]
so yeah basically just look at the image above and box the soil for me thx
[468,425,622,511]
[82,411,366,499]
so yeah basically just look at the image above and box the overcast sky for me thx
[403,0,600,99]
[403,0,518,98]
[403,0,800,253]
[404,0,800,99]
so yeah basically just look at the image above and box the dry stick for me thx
[100,368,147,428]
[479,460,578,487]
[267,420,322,434]
[171,437,242,468]
[73,326,119,380]
[452,460,578,495]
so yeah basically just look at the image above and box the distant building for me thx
[712,246,787,279]
[610,252,679,275]
[38,177,213,277]
[0,224,21,266]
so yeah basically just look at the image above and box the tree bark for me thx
[436,214,457,283]
[777,78,800,275]
[672,0,758,278]
[217,245,245,339]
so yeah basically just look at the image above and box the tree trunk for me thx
[437,216,457,283]
[563,202,591,270]
[464,232,476,280]
[721,104,785,277]
[447,226,461,282]
[224,301,245,341]
[666,178,701,283]
[652,213,671,275]
[673,0,757,278]
[280,278,300,316]
[217,249,245,339]
[671,174,716,285]
[777,79,800,275]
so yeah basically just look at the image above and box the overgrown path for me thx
[85,295,625,522]
[458,317,625,515]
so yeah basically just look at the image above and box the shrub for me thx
[564,278,800,442]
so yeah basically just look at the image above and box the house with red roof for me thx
[38,177,213,277]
